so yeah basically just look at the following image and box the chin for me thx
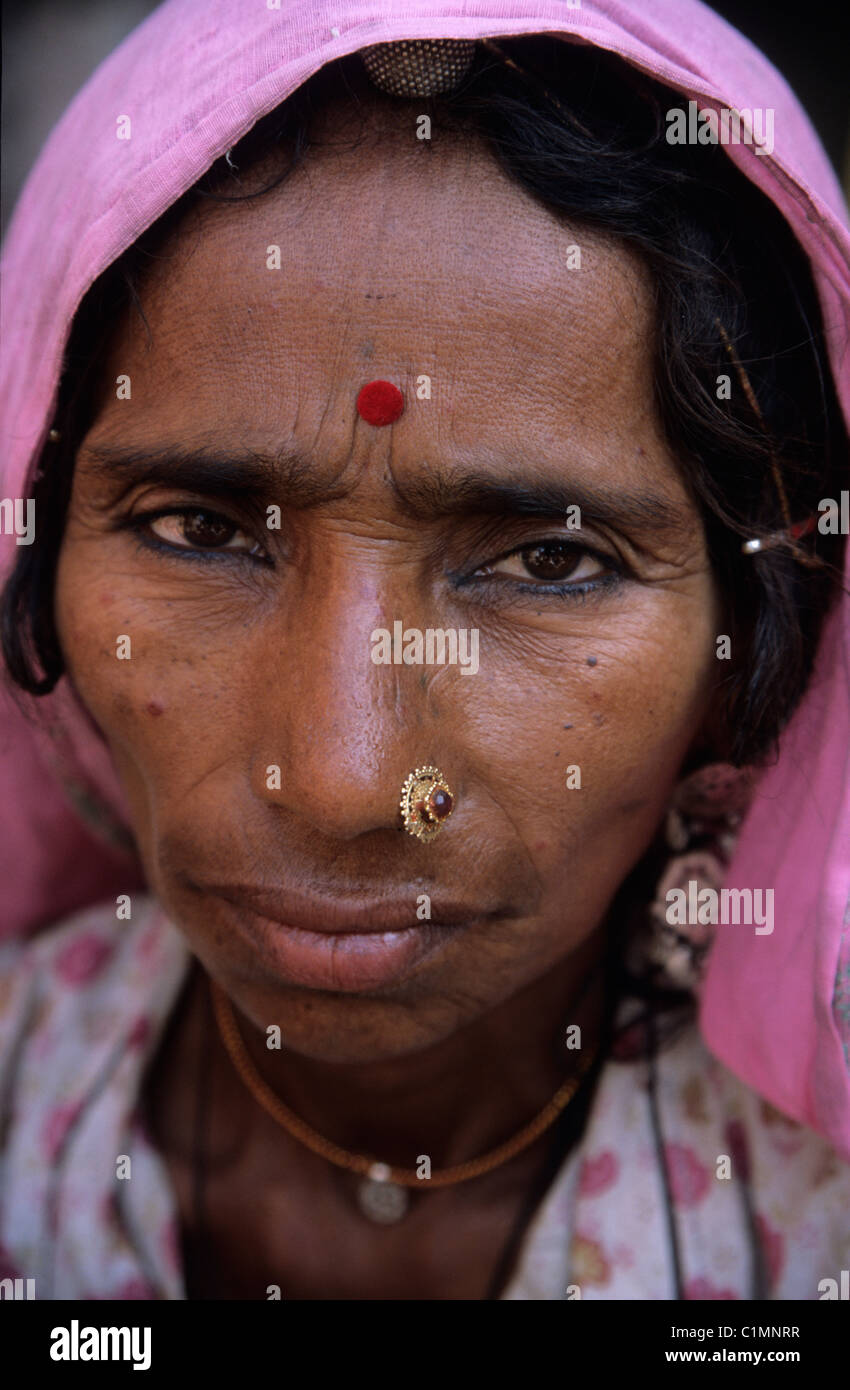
[227,966,468,1066]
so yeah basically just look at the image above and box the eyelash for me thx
[468,569,622,602]
[125,507,625,598]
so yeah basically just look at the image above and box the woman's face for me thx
[56,105,721,1063]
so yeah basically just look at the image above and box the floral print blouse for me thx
[1,897,848,1299]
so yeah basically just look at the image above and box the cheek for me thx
[461,599,718,876]
[54,556,129,722]
[54,546,240,803]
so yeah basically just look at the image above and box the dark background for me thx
[2,0,849,235]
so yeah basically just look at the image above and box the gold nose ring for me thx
[399,766,455,843]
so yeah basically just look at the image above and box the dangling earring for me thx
[641,763,755,992]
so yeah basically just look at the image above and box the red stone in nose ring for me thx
[356,380,404,426]
[399,766,455,843]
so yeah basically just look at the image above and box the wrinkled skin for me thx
[55,99,722,1297]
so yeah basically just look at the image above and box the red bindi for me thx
[356,380,404,426]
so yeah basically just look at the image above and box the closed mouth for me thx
[202,882,494,935]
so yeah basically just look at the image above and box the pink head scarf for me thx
[2,0,849,1155]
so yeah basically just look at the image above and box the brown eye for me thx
[482,540,606,585]
[145,509,261,555]
[181,511,236,548]
[519,541,584,581]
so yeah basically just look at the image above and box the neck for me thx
[221,930,611,1170]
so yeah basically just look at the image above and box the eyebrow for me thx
[398,467,692,539]
[80,442,693,540]
[81,442,329,504]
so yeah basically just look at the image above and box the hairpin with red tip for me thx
[715,320,820,566]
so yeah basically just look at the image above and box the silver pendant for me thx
[356,1163,410,1224]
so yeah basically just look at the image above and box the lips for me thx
[208,883,484,933]
[203,882,491,993]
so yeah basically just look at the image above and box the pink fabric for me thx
[1,0,849,1153]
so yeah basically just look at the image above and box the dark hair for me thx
[2,39,846,765]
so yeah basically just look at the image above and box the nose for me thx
[248,563,450,842]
